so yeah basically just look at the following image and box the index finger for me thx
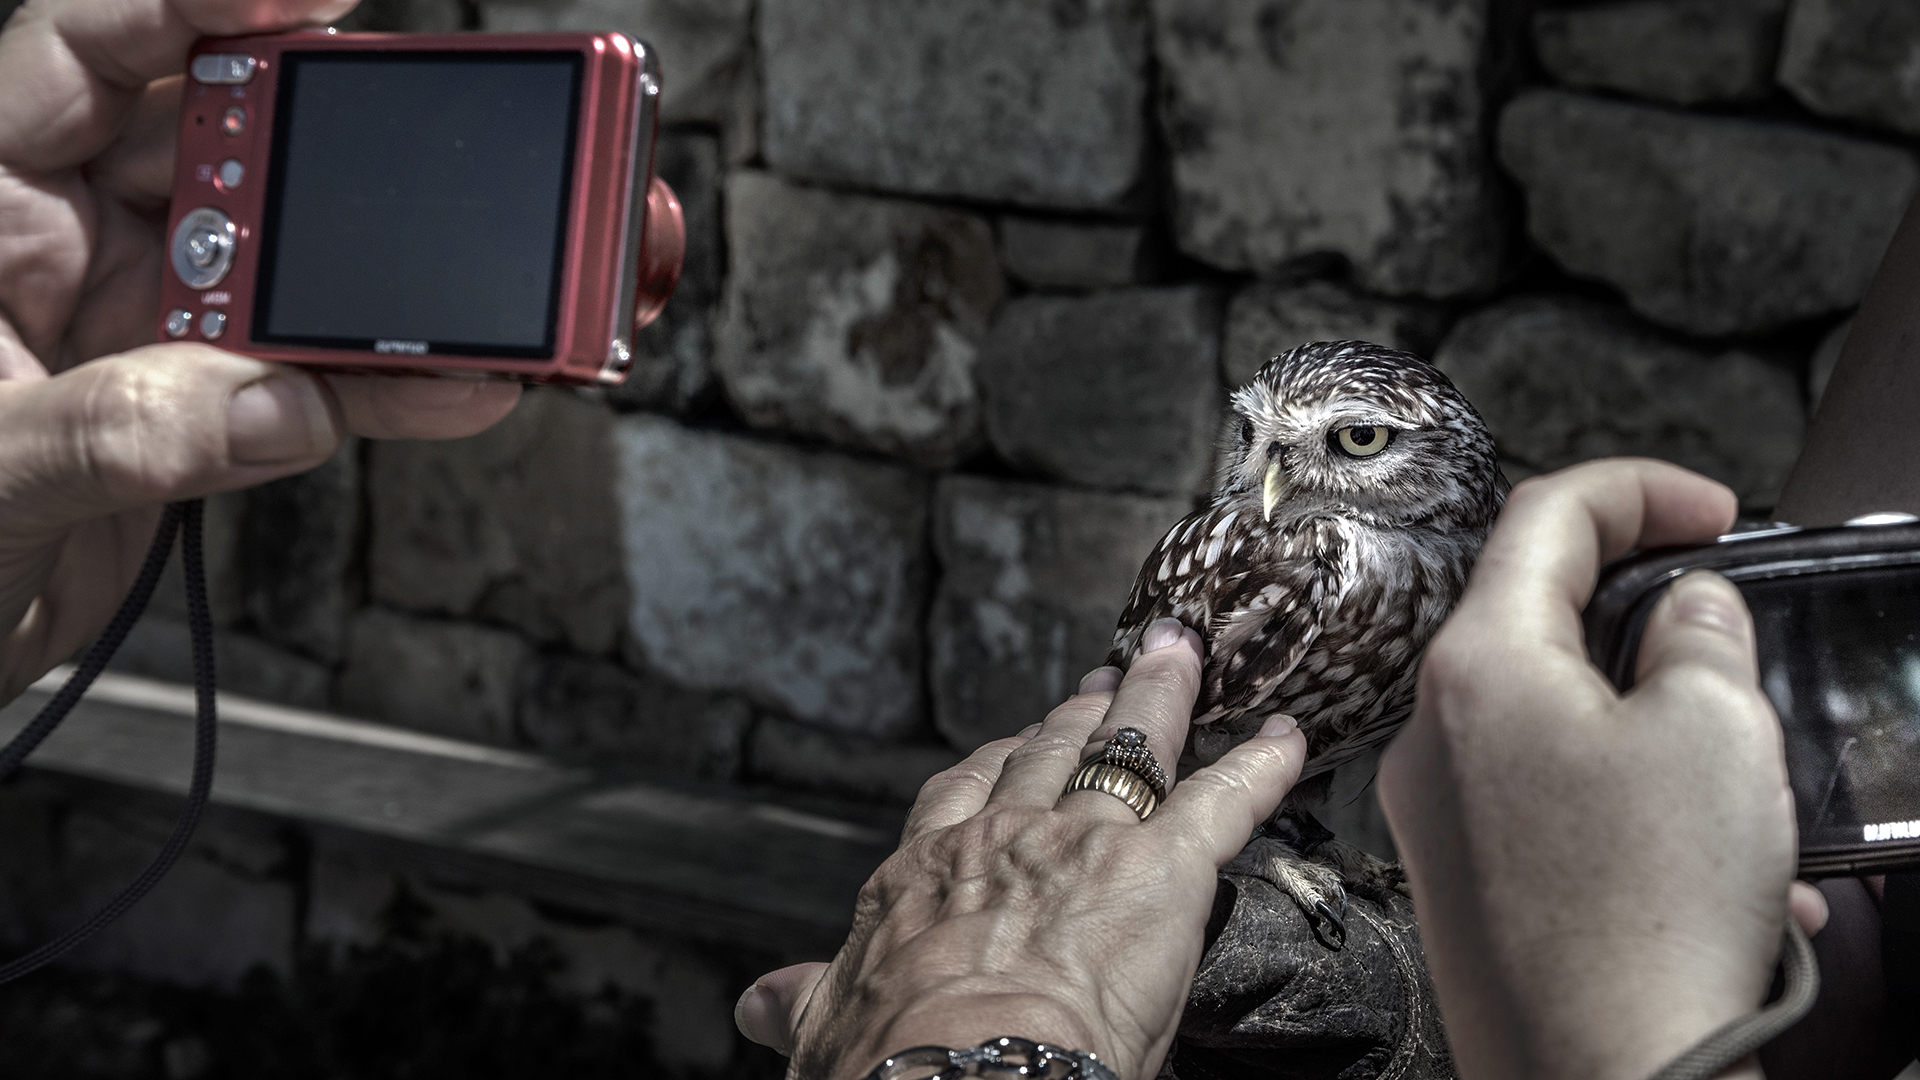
[1448,459,1737,658]
[0,0,358,173]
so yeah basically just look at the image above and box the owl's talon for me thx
[1310,896,1348,950]
[1242,838,1352,952]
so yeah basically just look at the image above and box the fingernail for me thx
[228,375,336,464]
[1078,666,1122,694]
[733,983,773,1037]
[1142,618,1188,654]
[1017,723,1043,738]
[1258,713,1297,738]
[1668,571,1742,634]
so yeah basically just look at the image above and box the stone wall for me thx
[102,0,1919,836]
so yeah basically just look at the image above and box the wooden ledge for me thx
[0,669,895,958]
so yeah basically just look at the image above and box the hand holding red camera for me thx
[0,0,520,702]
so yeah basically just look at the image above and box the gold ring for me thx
[1061,728,1167,820]
[1063,761,1160,819]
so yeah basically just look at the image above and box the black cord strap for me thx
[0,500,218,984]
[1641,919,1820,1080]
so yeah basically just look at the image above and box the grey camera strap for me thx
[1641,919,1818,1080]
[0,500,216,984]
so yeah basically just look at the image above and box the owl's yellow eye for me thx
[1334,425,1392,458]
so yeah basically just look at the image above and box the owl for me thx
[1108,340,1507,943]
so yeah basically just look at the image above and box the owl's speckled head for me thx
[1219,340,1506,529]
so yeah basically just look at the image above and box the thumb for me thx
[1632,570,1758,690]
[0,344,341,540]
[735,961,829,1055]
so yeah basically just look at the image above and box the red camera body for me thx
[160,30,685,385]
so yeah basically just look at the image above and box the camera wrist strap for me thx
[1640,918,1818,1080]
[0,500,217,984]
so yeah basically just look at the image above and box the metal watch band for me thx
[863,1036,1122,1080]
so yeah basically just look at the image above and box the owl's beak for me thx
[1262,462,1286,521]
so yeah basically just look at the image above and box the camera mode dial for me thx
[170,208,237,290]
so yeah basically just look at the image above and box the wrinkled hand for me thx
[1380,459,1820,1080]
[0,0,519,701]
[735,619,1310,1080]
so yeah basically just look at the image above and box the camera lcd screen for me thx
[254,52,583,357]
[1745,566,1920,850]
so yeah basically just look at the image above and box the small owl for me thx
[1108,341,1507,941]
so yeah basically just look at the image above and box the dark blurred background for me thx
[0,0,1910,1076]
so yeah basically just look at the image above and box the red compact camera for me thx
[159,30,685,385]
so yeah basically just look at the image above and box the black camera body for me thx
[1586,514,1920,876]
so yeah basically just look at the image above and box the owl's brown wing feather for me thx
[1109,511,1353,728]
[1108,503,1248,666]
[1194,517,1351,725]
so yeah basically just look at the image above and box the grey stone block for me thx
[519,655,751,781]
[978,286,1222,496]
[239,441,360,664]
[111,617,333,710]
[335,608,533,744]
[930,475,1189,750]
[1809,315,1852,415]
[715,172,1004,467]
[1779,0,1920,137]
[1223,281,1450,387]
[1534,0,1785,106]
[759,0,1149,210]
[999,217,1147,290]
[1435,296,1806,509]
[1153,0,1508,297]
[367,388,627,656]
[747,718,961,805]
[1499,89,1919,337]
[613,416,930,735]
[479,0,754,128]
[610,131,723,413]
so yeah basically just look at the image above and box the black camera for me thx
[1586,514,1920,876]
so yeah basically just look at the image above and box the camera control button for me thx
[218,159,245,189]
[199,310,228,341]
[170,208,237,290]
[190,54,257,85]
[164,310,193,338]
[221,107,248,136]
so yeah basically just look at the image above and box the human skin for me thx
[736,617,1311,1080]
[0,0,520,704]
[1380,459,1804,1080]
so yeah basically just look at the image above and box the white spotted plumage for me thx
[1109,340,1508,786]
